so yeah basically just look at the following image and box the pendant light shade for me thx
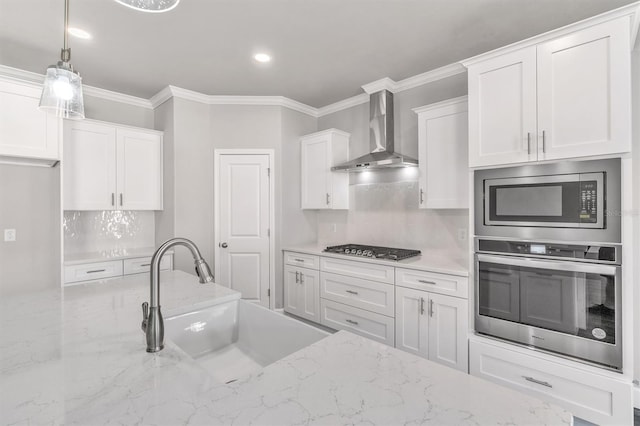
[39,0,85,119]
[40,63,85,119]
[114,0,180,13]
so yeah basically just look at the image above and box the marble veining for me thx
[0,271,570,425]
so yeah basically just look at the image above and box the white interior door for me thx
[216,153,271,307]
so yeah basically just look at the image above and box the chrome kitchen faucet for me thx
[141,237,214,352]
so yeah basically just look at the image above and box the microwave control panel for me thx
[579,181,598,223]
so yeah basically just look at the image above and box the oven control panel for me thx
[476,238,618,263]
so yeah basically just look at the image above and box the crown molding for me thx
[0,64,153,109]
[395,63,466,92]
[412,95,468,115]
[461,1,640,67]
[361,77,398,94]
[317,93,369,117]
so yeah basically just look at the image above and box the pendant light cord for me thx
[61,0,71,62]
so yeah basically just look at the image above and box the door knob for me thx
[219,242,228,248]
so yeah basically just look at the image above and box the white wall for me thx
[316,73,469,256]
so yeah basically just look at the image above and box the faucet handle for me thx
[141,302,149,332]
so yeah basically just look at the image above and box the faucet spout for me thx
[143,237,214,353]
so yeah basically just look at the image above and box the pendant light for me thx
[39,0,85,119]
[113,0,180,13]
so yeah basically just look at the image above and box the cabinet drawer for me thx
[123,255,172,275]
[470,339,632,426]
[284,251,319,270]
[395,268,468,298]
[64,260,123,284]
[320,299,394,346]
[320,272,394,316]
[320,257,394,284]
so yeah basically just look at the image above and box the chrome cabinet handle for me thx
[346,290,358,295]
[120,193,123,206]
[345,319,359,326]
[527,132,531,155]
[86,269,106,274]
[140,264,151,267]
[326,193,330,205]
[418,279,436,285]
[419,188,424,205]
[300,273,304,284]
[294,258,305,262]
[542,130,546,153]
[295,271,299,283]
[523,376,553,388]
[429,299,434,317]
[111,193,115,206]
[420,297,425,315]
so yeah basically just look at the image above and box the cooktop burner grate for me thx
[324,244,421,261]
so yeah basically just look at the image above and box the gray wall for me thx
[83,94,154,128]
[0,164,60,295]
[153,98,176,248]
[316,73,469,255]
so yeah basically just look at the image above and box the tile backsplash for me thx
[63,211,155,256]
[316,176,469,257]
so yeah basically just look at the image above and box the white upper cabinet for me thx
[300,129,349,210]
[536,18,630,160]
[467,48,537,167]
[64,119,163,211]
[116,128,163,210]
[414,96,469,209]
[0,79,61,164]
[465,16,631,167]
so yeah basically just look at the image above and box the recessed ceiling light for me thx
[67,27,92,40]
[254,53,272,63]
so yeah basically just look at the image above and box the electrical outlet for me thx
[332,223,337,233]
[457,228,467,242]
[4,229,16,242]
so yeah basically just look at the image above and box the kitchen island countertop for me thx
[0,271,570,425]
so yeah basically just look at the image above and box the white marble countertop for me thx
[283,244,469,277]
[64,247,174,265]
[1,271,570,425]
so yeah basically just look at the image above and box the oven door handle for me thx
[476,253,618,275]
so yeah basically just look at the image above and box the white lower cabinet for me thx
[320,299,395,346]
[320,271,394,316]
[284,265,320,322]
[64,254,173,285]
[470,338,633,426]
[395,286,468,372]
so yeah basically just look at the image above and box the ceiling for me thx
[0,0,636,108]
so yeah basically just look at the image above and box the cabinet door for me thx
[0,80,60,161]
[395,286,428,358]
[537,17,631,160]
[284,266,320,322]
[417,99,468,209]
[116,128,163,210]
[63,121,116,210]
[301,137,330,209]
[468,47,537,167]
[428,293,468,372]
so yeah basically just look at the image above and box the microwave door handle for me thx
[476,254,618,276]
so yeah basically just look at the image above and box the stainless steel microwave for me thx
[474,159,621,243]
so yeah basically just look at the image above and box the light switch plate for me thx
[4,229,16,242]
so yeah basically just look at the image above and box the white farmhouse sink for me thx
[165,299,329,383]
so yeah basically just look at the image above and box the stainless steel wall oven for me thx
[474,159,622,370]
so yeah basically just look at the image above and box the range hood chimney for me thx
[331,89,418,172]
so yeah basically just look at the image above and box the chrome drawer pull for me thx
[523,376,553,388]
[345,290,359,295]
[345,319,359,326]
[140,264,151,267]
[86,269,106,274]
[418,279,436,285]
[294,258,305,262]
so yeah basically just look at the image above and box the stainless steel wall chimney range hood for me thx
[331,90,418,172]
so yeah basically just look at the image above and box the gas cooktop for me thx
[324,244,421,261]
